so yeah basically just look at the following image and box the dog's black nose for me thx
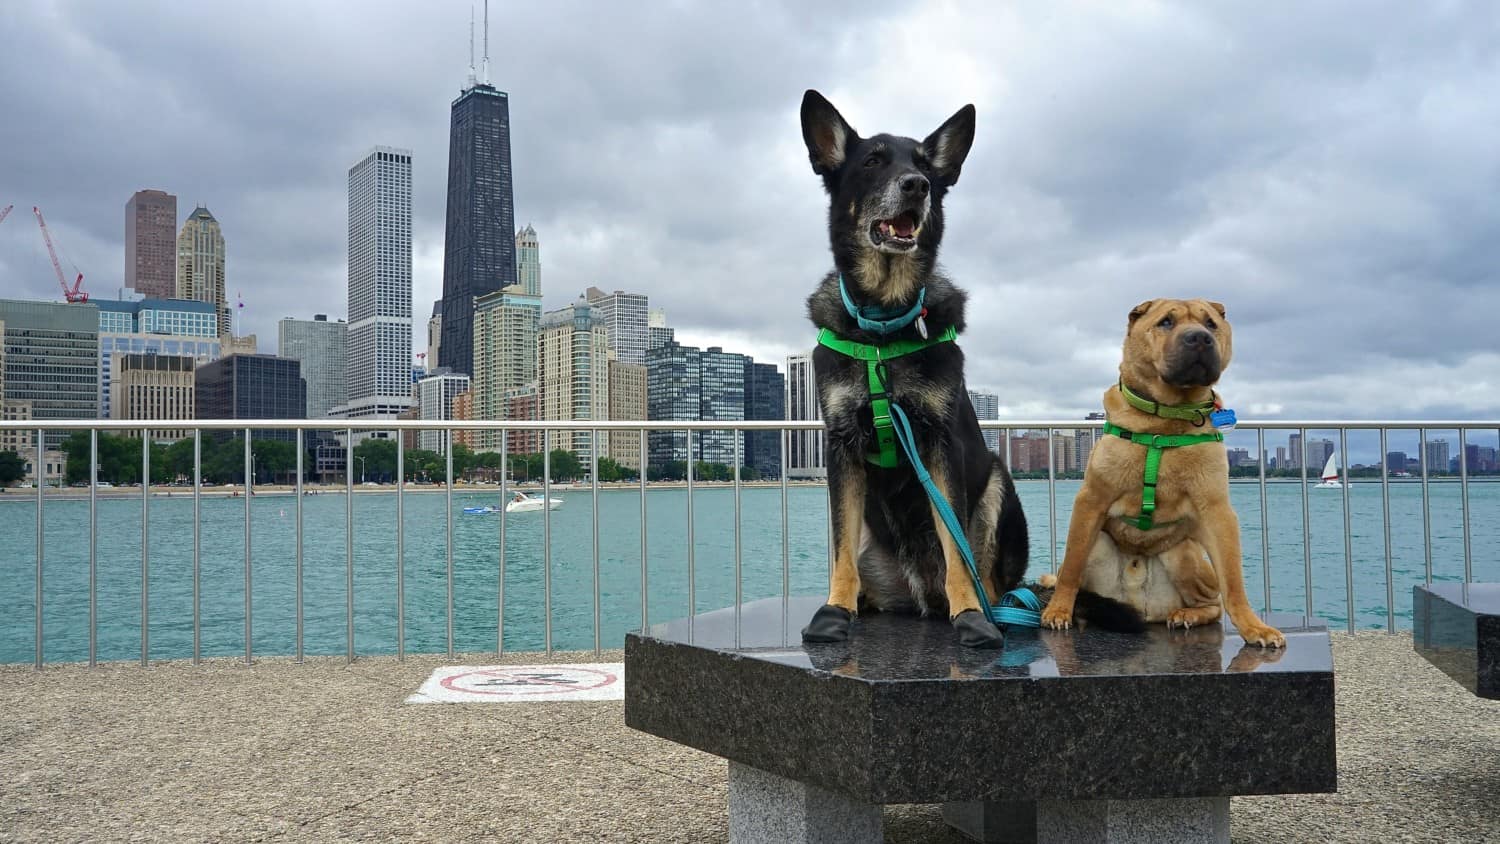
[1181,329,1214,349]
[900,174,929,197]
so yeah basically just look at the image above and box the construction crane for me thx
[32,205,88,303]
[0,204,13,226]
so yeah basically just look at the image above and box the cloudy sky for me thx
[3,1,1499,450]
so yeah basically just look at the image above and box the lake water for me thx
[1,480,1496,663]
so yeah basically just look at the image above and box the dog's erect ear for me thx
[801,90,858,176]
[1128,300,1156,326]
[923,104,976,186]
[1207,301,1227,318]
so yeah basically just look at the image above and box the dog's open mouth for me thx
[869,211,921,251]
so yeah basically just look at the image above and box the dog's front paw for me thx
[1167,606,1220,630]
[801,604,854,643]
[1237,622,1286,649]
[1040,599,1075,631]
[953,610,1004,649]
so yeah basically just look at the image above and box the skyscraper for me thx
[278,314,347,418]
[0,300,99,448]
[125,190,178,299]
[608,361,647,470]
[195,354,306,442]
[538,299,610,461]
[338,146,413,421]
[647,309,674,351]
[784,353,824,479]
[744,361,785,479]
[471,286,541,448]
[415,370,471,454]
[96,297,220,419]
[175,206,229,337]
[585,287,649,365]
[516,224,541,296]
[439,68,516,376]
[113,353,195,442]
[967,389,1000,453]
[426,301,443,372]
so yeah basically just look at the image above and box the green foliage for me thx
[0,450,25,486]
[595,456,640,483]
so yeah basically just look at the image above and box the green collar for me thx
[1101,421,1223,531]
[1118,381,1217,425]
[817,325,958,468]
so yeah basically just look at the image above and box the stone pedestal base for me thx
[1036,797,1229,844]
[942,800,1037,843]
[728,762,882,844]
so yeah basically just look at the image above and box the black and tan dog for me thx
[795,90,1027,649]
[1040,299,1286,648]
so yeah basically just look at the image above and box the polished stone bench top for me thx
[1414,582,1499,699]
[626,596,1337,804]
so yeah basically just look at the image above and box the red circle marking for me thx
[440,667,619,696]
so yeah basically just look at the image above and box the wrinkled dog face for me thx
[799,90,975,261]
[1122,298,1233,389]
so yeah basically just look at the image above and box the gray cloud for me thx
[3,0,1499,451]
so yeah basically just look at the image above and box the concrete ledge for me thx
[729,762,882,843]
[1414,582,1499,699]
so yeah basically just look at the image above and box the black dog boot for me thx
[802,604,854,643]
[953,610,1005,649]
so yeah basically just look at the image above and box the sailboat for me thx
[1314,452,1343,489]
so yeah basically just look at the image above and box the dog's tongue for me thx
[891,215,916,237]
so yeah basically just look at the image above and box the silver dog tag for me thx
[915,314,929,339]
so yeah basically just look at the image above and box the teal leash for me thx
[887,403,1040,628]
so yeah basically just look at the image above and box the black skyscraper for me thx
[439,82,516,377]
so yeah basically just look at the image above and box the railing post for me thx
[1380,427,1394,633]
[295,428,303,663]
[780,429,790,647]
[193,428,201,664]
[686,429,696,643]
[243,430,252,664]
[1047,427,1058,572]
[1419,428,1432,585]
[592,429,601,658]
[396,433,405,662]
[89,429,98,668]
[446,430,454,658]
[1300,427,1313,620]
[142,432,151,667]
[1459,428,1472,585]
[1339,428,1353,632]
[733,432,743,649]
[498,431,508,656]
[345,429,354,664]
[1257,426,1270,616]
[543,430,553,658]
[639,429,648,636]
[34,428,43,670]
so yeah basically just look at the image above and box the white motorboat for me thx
[505,492,564,513]
[1313,453,1343,489]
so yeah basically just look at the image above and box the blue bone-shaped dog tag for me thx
[1210,408,1237,432]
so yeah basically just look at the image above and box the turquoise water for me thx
[1,480,1496,663]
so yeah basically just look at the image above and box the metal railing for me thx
[3,417,1496,668]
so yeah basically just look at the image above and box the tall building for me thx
[114,353,195,441]
[471,286,542,448]
[504,382,541,455]
[415,370,471,454]
[1304,438,1335,474]
[538,299,610,461]
[647,340,702,467]
[338,146,413,422]
[608,361,647,470]
[96,297,220,418]
[194,354,307,442]
[1287,433,1303,470]
[426,301,443,373]
[125,190,178,299]
[1425,439,1450,474]
[643,340,755,469]
[0,300,99,448]
[784,353,824,479]
[585,286,649,365]
[439,74,516,376]
[968,389,1000,453]
[278,314,347,418]
[1009,431,1051,473]
[647,309,674,351]
[175,206,229,337]
[745,361,785,479]
[516,224,541,296]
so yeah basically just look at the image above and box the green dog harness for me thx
[816,325,958,468]
[1101,421,1223,530]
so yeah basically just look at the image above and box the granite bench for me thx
[625,596,1337,844]
[1414,582,1498,700]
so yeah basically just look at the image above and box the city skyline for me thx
[4,5,1500,421]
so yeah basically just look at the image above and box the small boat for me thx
[505,492,563,513]
[1314,453,1342,489]
[462,505,499,515]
